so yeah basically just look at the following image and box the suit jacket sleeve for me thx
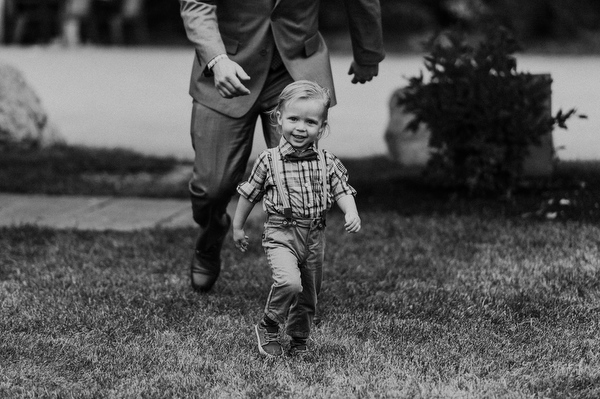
[342,0,385,66]
[179,0,226,68]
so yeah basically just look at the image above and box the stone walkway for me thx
[0,194,264,231]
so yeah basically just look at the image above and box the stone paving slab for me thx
[0,194,111,228]
[0,194,193,230]
[0,194,264,231]
[56,197,194,231]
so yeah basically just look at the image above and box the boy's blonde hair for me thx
[270,80,331,138]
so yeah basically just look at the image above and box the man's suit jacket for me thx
[179,0,385,118]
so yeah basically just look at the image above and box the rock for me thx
[0,63,63,148]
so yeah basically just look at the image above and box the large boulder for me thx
[0,63,62,148]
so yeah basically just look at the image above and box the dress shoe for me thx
[190,214,231,292]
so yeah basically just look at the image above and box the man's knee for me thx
[189,178,236,204]
[189,181,233,226]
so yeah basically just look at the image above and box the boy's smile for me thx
[277,98,327,151]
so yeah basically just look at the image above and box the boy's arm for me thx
[336,194,361,233]
[232,196,256,252]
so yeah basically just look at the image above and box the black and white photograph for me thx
[1,1,598,397]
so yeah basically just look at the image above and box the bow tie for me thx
[284,149,318,162]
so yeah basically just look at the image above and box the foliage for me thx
[399,26,583,196]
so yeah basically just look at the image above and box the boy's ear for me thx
[318,119,328,137]
[320,119,328,131]
[276,111,282,124]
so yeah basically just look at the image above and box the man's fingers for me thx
[216,79,250,98]
[349,62,379,84]
[232,66,251,94]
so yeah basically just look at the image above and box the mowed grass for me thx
[2,145,600,397]
[2,209,599,398]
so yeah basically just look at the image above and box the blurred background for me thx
[0,0,598,160]
[3,0,600,49]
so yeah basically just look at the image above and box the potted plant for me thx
[391,26,583,197]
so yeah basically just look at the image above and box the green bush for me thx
[399,26,581,197]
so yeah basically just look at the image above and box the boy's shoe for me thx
[254,324,283,357]
[289,338,309,357]
[288,344,309,357]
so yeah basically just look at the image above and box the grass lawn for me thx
[1,145,600,397]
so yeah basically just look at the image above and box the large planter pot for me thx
[384,74,554,177]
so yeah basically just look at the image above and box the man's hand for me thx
[212,58,251,98]
[233,228,249,252]
[348,61,379,84]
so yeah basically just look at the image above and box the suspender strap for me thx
[269,147,328,223]
[318,150,328,222]
[269,148,292,221]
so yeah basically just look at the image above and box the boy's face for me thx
[277,98,326,151]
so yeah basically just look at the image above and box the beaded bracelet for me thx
[207,54,229,70]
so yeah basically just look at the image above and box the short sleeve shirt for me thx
[237,138,356,219]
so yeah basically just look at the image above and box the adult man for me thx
[179,0,385,292]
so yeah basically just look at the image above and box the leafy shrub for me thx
[399,26,582,197]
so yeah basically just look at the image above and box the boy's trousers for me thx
[262,214,325,339]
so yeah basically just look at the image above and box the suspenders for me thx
[268,147,328,227]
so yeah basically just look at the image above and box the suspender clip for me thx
[283,207,294,226]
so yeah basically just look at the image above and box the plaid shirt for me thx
[237,138,356,219]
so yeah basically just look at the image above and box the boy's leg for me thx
[189,101,259,292]
[256,225,303,357]
[256,243,301,357]
[286,229,325,351]
[262,243,303,325]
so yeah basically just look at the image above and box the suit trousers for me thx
[188,65,294,251]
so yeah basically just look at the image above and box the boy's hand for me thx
[233,228,249,252]
[344,212,361,233]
